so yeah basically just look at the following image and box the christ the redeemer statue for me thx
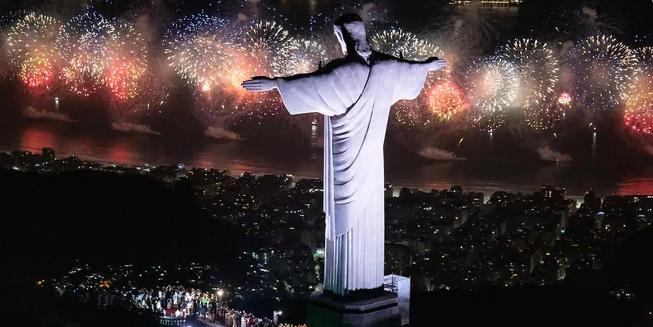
[242,14,445,296]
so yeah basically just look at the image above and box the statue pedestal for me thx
[307,292,401,327]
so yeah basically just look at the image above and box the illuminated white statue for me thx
[242,14,445,296]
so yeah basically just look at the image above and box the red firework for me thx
[625,108,653,135]
[425,80,468,122]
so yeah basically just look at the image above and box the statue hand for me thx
[425,57,446,72]
[241,76,278,92]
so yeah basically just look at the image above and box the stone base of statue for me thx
[307,291,401,327]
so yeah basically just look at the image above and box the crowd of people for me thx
[132,286,215,319]
[130,286,306,327]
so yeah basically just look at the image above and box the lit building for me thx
[42,148,55,163]
[541,185,566,202]
[384,274,411,326]
[385,183,394,199]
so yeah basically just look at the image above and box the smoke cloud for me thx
[358,3,376,22]
[23,106,74,122]
[582,7,598,21]
[112,122,161,135]
[537,146,572,162]
[205,126,242,141]
[644,145,653,156]
[419,146,465,161]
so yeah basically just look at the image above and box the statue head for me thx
[333,13,372,60]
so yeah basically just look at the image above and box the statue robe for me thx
[277,53,430,295]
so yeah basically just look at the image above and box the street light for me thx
[273,310,283,324]
[216,288,225,307]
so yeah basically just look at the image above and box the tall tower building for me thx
[42,148,55,163]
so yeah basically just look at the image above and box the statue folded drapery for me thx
[242,13,445,295]
[277,55,430,293]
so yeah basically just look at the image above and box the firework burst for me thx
[284,39,329,75]
[164,13,232,93]
[425,80,468,122]
[572,35,638,111]
[459,58,519,132]
[164,14,244,126]
[58,11,115,96]
[103,22,148,102]
[6,13,62,89]
[242,20,297,77]
[394,80,467,127]
[625,110,653,135]
[373,29,448,127]
[221,19,299,126]
[624,47,653,135]
[395,103,434,129]
[499,38,560,130]
[370,28,442,61]
[558,92,573,107]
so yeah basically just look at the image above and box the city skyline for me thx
[2,146,652,325]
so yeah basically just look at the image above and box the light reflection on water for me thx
[6,122,653,198]
[15,124,322,178]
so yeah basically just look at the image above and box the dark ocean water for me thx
[1,119,653,200]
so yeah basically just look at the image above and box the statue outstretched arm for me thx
[393,56,447,71]
[424,57,447,72]
[241,69,346,116]
[241,66,334,92]
[241,57,444,92]
[406,57,446,72]
[388,57,446,102]
[241,76,279,92]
